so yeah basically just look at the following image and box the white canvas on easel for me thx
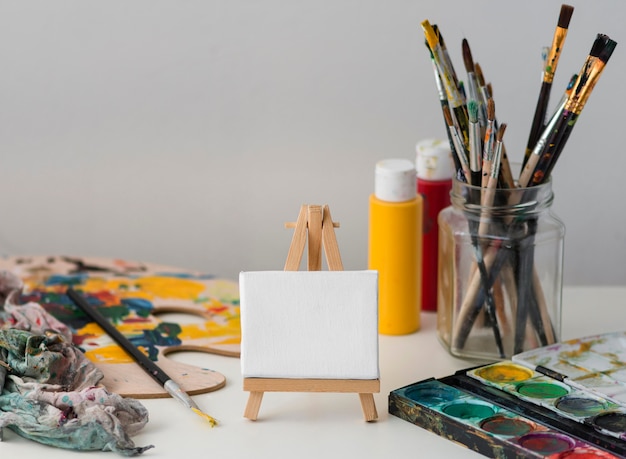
[240,270,379,380]
[240,204,380,421]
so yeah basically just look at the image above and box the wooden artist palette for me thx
[0,255,240,398]
[390,331,626,458]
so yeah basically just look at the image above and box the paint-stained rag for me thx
[0,271,152,456]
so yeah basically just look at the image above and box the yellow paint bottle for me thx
[368,159,423,335]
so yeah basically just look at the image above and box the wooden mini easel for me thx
[243,204,379,421]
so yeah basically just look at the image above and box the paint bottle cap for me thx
[416,138,455,181]
[374,159,416,202]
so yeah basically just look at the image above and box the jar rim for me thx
[450,177,554,215]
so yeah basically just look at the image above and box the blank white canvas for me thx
[240,270,379,380]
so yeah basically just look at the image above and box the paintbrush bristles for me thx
[590,33,609,57]
[558,4,575,29]
[591,34,617,62]
[421,20,439,53]
[467,100,479,123]
[475,63,485,86]
[443,105,453,126]
[462,39,474,74]
[487,98,495,121]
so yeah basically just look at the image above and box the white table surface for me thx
[2,285,624,457]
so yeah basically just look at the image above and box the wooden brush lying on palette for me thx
[422,4,617,357]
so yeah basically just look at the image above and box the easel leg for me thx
[358,393,378,422]
[244,391,264,421]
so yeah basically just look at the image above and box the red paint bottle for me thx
[415,139,454,312]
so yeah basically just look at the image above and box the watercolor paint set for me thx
[389,331,626,458]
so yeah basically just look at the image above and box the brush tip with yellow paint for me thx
[192,407,218,427]
[421,20,439,51]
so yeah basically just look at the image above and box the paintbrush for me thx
[472,62,515,189]
[524,4,574,167]
[425,41,465,182]
[446,103,504,356]
[528,33,617,187]
[445,100,503,355]
[66,288,218,427]
[423,21,470,147]
[477,123,506,356]
[463,38,486,127]
[519,73,578,187]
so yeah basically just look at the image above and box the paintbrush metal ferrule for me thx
[449,123,470,171]
[533,98,567,156]
[544,37,564,84]
[492,124,506,179]
[444,106,470,180]
[522,74,575,184]
[165,379,200,410]
[431,59,446,102]
[491,142,503,181]
[565,35,616,115]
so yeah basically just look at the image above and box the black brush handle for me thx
[67,287,170,387]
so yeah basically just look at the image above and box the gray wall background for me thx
[0,1,624,285]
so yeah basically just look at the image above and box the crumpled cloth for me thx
[0,271,153,455]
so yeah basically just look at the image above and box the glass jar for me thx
[437,175,565,360]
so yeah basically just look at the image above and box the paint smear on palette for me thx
[0,256,241,363]
[514,332,626,405]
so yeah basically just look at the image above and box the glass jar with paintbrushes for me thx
[421,9,616,361]
[437,163,565,361]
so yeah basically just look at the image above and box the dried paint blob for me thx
[591,412,626,433]
[517,381,569,399]
[555,446,620,458]
[480,415,533,437]
[474,363,534,384]
[517,432,575,454]
[442,401,495,420]
[555,396,607,417]
[405,382,459,406]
